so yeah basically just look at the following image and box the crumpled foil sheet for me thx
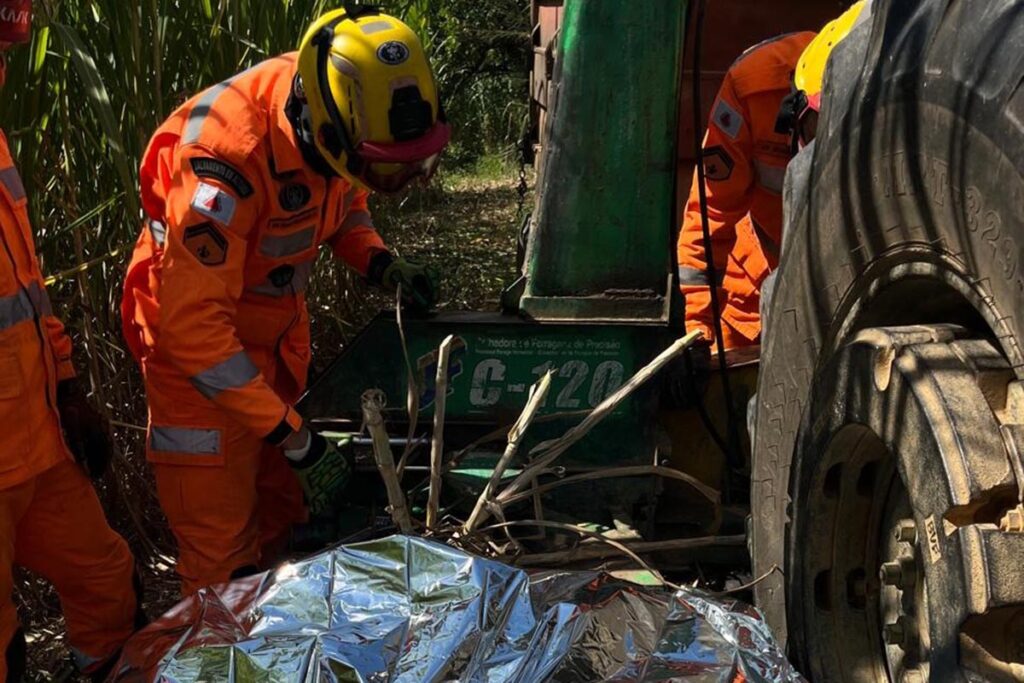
[112,535,803,682]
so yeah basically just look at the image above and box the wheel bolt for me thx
[883,620,906,647]
[880,561,902,587]
[879,558,917,590]
[894,519,918,544]
[880,618,905,647]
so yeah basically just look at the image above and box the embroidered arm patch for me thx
[703,146,735,181]
[183,223,228,266]
[190,158,254,198]
[192,182,238,226]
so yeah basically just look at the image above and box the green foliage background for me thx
[0,0,530,642]
[0,0,529,280]
[0,0,529,397]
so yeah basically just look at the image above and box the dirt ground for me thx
[17,166,528,680]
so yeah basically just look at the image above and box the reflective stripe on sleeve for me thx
[149,426,222,455]
[189,350,260,399]
[181,64,257,145]
[183,82,233,145]
[26,280,52,316]
[148,218,167,247]
[0,281,53,332]
[0,166,26,202]
[339,210,373,233]
[259,227,316,258]
[754,159,786,195]
[678,266,725,287]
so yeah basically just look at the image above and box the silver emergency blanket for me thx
[113,535,802,682]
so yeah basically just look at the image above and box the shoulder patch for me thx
[702,146,735,182]
[183,223,228,266]
[711,99,743,140]
[190,158,254,198]
[191,182,237,226]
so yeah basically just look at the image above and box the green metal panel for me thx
[520,0,688,322]
[299,312,674,470]
[299,312,676,528]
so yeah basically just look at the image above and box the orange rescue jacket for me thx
[122,54,386,444]
[0,130,76,489]
[677,32,815,346]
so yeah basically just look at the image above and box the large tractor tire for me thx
[750,0,1024,680]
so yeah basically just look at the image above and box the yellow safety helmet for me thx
[297,5,450,193]
[794,1,868,103]
[777,1,868,148]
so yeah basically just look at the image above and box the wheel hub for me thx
[786,326,1024,681]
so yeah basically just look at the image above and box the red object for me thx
[0,0,32,44]
[358,121,451,163]
[805,91,822,113]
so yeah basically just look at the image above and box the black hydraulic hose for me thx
[690,0,744,472]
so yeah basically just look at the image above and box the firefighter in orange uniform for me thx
[121,7,449,595]
[0,1,142,679]
[676,32,816,350]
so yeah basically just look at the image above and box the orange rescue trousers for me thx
[0,460,138,678]
[142,348,307,597]
[151,420,305,597]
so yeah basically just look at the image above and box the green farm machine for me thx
[302,1,1024,679]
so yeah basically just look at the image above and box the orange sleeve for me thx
[157,146,300,439]
[677,71,756,340]
[43,315,77,382]
[328,187,386,276]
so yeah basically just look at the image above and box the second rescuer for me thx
[121,7,450,594]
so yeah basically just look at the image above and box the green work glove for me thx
[369,251,440,312]
[287,432,354,517]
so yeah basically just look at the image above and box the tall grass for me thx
[0,0,528,564]
[0,2,528,666]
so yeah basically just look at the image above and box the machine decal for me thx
[417,336,468,409]
[465,336,627,410]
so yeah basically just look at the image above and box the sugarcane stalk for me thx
[496,465,719,508]
[395,284,423,479]
[496,331,703,506]
[463,371,553,534]
[361,390,413,534]
[477,519,682,591]
[426,335,455,529]
[515,534,747,567]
